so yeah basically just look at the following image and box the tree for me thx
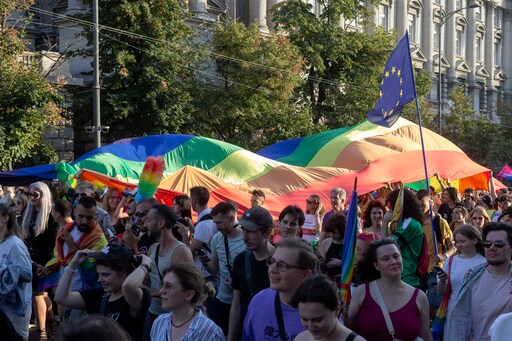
[191,22,314,150]
[0,1,63,170]
[442,86,498,168]
[72,0,201,141]
[271,0,396,128]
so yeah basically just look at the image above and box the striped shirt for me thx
[150,308,225,341]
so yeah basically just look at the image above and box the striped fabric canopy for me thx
[0,118,494,215]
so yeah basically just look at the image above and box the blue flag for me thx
[367,32,416,128]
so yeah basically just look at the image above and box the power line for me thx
[29,6,353,90]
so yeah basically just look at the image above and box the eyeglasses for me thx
[74,193,89,199]
[483,240,510,248]
[266,258,302,272]
[28,192,41,199]
[135,210,148,218]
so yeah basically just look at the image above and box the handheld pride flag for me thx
[135,156,165,202]
[340,177,359,305]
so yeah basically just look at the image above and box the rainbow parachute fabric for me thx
[0,118,500,215]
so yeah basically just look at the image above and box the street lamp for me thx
[437,1,479,135]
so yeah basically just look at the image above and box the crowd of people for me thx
[0,180,512,341]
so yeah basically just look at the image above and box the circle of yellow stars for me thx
[379,66,404,119]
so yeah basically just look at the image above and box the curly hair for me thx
[362,200,387,229]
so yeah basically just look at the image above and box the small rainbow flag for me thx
[340,178,359,305]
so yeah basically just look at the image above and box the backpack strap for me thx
[274,292,287,341]
[244,251,255,297]
[99,293,109,315]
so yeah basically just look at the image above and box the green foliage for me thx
[271,0,396,127]
[191,22,314,150]
[400,69,435,129]
[0,25,63,171]
[441,86,498,169]
[73,0,201,141]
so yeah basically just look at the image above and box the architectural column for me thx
[485,1,496,116]
[267,0,282,30]
[395,0,408,39]
[189,0,207,14]
[250,0,269,32]
[445,0,457,84]
[466,5,478,109]
[422,0,433,73]
[503,9,512,105]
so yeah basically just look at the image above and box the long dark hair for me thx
[363,200,386,229]
[388,189,423,224]
[292,274,342,311]
[0,203,21,239]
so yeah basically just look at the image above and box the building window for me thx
[455,0,462,10]
[494,8,502,28]
[379,4,389,30]
[408,14,417,43]
[434,23,441,50]
[495,40,502,66]
[475,6,481,21]
[456,28,466,56]
[476,37,482,61]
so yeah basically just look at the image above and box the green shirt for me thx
[392,217,424,287]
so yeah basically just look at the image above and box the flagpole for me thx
[405,31,439,255]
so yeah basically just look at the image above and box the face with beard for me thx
[75,204,97,233]
[484,230,512,266]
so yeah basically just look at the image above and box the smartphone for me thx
[433,265,445,273]
[194,249,210,261]
[131,224,142,237]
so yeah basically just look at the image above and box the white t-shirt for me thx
[63,227,83,258]
[302,213,318,242]
[489,312,512,341]
[470,268,512,341]
[443,253,486,316]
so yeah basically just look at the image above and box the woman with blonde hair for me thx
[21,181,58,340]
[469,206,490,230]
[151,263,224,340]
[304,194,326,245]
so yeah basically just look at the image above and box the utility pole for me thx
[92,0,101,148]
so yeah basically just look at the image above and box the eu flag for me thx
[367,32,416,128]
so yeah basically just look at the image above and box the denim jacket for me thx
[445,263,512,340]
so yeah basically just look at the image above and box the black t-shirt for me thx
[438,203,453,224]
[137,232,157,256]
[231,251,271,324]
[324,241,343,277]
[79,286,151,341]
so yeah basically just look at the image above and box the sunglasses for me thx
[306,199,318,204]
[135,210,148,218]
[13,200,23,206]
[28,192,41,199]
[483,240,510,248]
[74,193,89,199]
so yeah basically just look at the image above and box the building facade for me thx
[13,0,512,123]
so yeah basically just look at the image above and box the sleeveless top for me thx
[324,241,343,277]
[148,240,186,314]
[357,282,421,341]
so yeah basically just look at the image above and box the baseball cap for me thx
[240,206,274,232]
[89,243,134,264]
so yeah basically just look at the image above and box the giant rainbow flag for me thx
[0,118,498,215]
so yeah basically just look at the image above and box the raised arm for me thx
[54,250,90,310]
[122,254,151,315]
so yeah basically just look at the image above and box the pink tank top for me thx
[356,282,421,341]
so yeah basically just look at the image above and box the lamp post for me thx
[437,2,479,135]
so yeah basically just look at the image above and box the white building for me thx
[15,0,512,121]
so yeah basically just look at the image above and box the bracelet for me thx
[64,266,77,274]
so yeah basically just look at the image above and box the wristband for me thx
[64,266,77,274]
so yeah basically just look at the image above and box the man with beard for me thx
[142,204,194,340]
[38,196,108,320]
[123,197,159,255]
[447,222,512,341]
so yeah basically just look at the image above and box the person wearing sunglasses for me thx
[469,206,491,230]
[436,224,486,340]
[444,222,512,341]
[243,237,317,341]
[12,194,29,226]
[303,194,325,245]
[122,197,159,256]
[21,181,59,340]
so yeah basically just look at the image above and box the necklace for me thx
[171,310,196,328]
